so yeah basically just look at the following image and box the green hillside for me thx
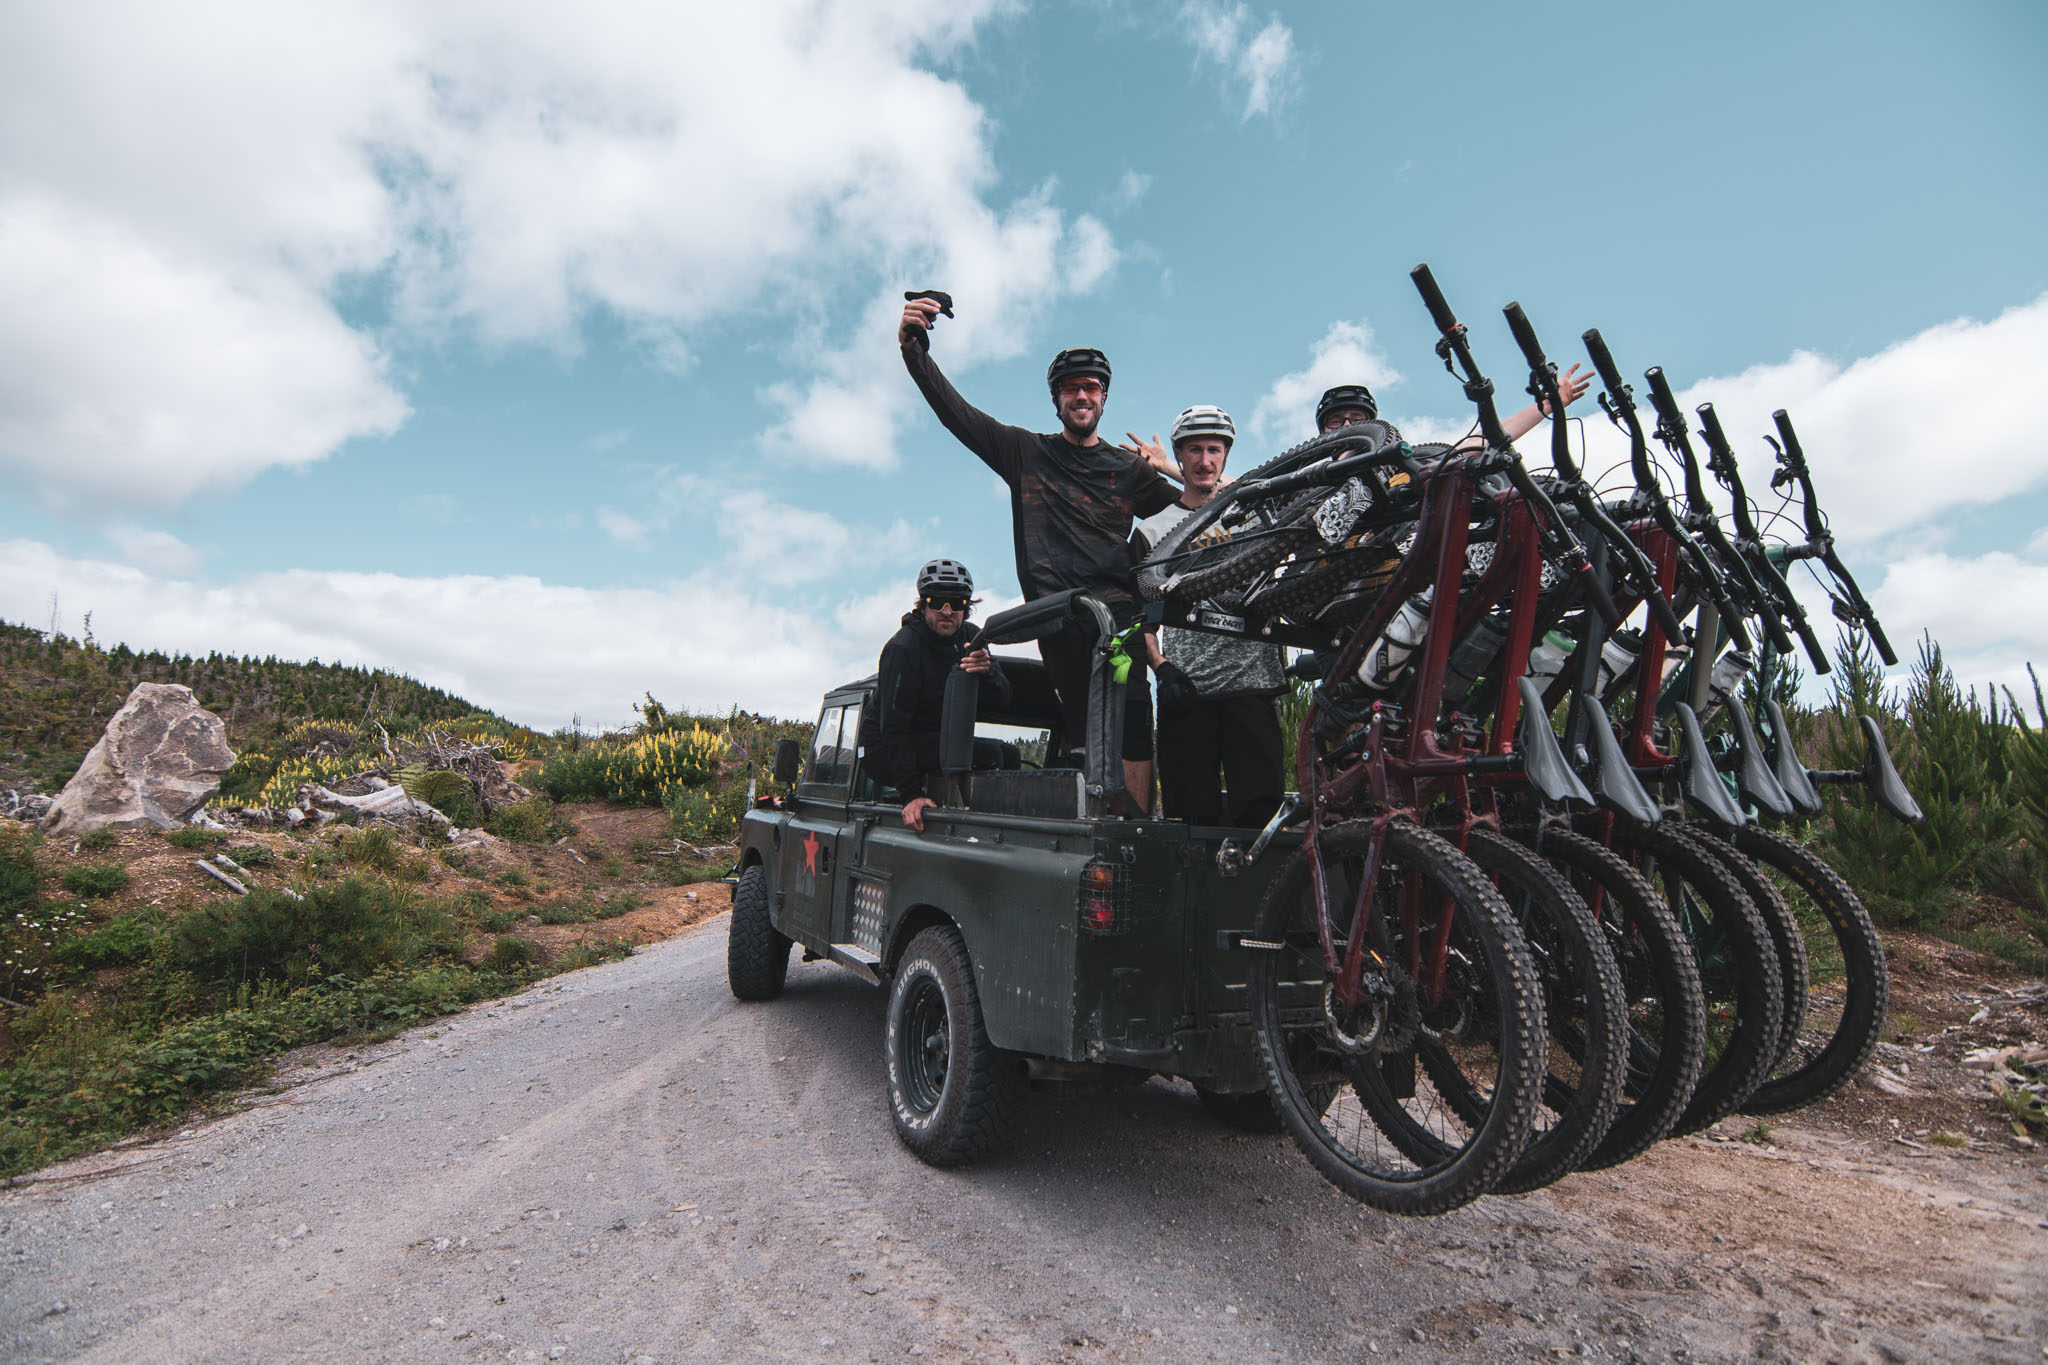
[0,620,515,794]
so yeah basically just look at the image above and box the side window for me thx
[833,701,863,786]
[806,706,844,784]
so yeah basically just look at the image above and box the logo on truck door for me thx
[797,830,823,899]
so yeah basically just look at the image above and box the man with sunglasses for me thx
[900,299,1180,810]
[874,558,1016,832]
[1315,376,1588,441]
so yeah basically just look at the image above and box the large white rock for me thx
[41,683,236,835]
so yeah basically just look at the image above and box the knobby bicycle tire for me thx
[1605,822,1783,1136]
[1732,826,1890,1115]
[1531,826,1707,1169]
[1246,820,1546,1216]
[1452,828,1628,1193]
[1687,823,1813,1076]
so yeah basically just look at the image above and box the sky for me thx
[2,0,2045,729]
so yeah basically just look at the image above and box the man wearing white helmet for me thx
[1136,405,1288,827]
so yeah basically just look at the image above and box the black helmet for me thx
[1046,347,1112,395]
[915,558,974,598]
[1316,384,1378,429]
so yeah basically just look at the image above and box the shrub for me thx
[340,825,403,872]
[166,827,229,849]
[61,863,129,899]
[225,843,276,867]
[56,913,158,971]
[484,934,536,972]
[165,877,457,988]
[486,797,558,845]
[531,890,644,925]
[664,783,744,844]
[78,828,116,852]
[535,727,723,807]
[557,939,633,971]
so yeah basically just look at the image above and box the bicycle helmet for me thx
[915,558,975,598]
[1315,384,1378,428]
[1170,404,1236,451]
[1046,347,1112,395]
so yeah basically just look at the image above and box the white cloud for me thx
[104,524,205,577]
[1111,170,1153,214]
[1248,320,1406,447]
[1177,2,1301,121]
[0,537,888,727]
[1563,294,2048,548]
[1862,550,2048,702]
[0,2,1115,503]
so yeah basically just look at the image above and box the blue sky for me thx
[3,1,2044,726]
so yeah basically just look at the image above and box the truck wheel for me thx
[726,866,790,1001]
[885,925,1026,1166]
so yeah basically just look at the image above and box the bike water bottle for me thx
[1702,649,1754,722]
[1358,590,1433,691]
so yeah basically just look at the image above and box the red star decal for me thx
[802,830,820,875]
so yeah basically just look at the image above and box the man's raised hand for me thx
[1120,431,1179,482]
[899,297,942,347]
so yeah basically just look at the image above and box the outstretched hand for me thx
[899,298,942,347]
[1120,431,1179,481]
[1540,363,1592,415]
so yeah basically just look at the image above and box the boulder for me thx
[40,684,236,835]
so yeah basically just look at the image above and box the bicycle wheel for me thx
[1733,826,1889,1115]
[1455,828,1627,1193]
[1247,820,1546,1216]
[1534,828,1707,1168]
[1606,822,1782,1136]
[1687,824,1812,1075]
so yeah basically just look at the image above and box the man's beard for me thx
[1060,402,1100,438]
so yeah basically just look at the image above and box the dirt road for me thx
[4,917,2043,1362]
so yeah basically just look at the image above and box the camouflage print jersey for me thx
[1137,503,1288,699]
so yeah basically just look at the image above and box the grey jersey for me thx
[1138,503,1288,699]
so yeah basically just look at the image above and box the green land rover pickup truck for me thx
[726,591,1308,1167]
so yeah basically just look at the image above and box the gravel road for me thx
[5,915,2043,1362]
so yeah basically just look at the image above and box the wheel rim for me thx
[897,974,950,1115]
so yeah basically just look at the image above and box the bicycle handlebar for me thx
[1583,328,1626,395]
[1411,262,1459,336]
[1770,408,1898,666]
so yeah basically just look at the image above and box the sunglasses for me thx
[1057,379,1105,398]
[922,595,974,612]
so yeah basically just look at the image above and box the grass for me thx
[61,863,129,899]
[78,828,115,853]
[530,890,645,925]
[165,827,229,849]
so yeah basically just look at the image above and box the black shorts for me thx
[1038,617,1154,763]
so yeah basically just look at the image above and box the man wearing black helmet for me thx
[1314,374,1588,441]
[899,298,1180,808]
[871,558,1015,833]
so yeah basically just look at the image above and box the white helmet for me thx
[1171,404,1235,451]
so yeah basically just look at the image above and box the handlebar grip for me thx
[1410,263,1459,335]
[1503,302,1546,369]
[1644,366,1683,423]
[1582,329,1626,394]
[1771,409,1806,464]
[1866,617,1897,668]
[1696,403,1733,456]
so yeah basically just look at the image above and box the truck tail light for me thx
[1079,860,1125,936]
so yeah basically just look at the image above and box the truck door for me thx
[776,698,859,948]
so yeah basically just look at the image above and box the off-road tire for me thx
[726,865,790,1001]
[1534,828,1706,1169]
[885,926,1027,1167]
[1459,828,1628,1193]
[1733,826,1889,1115]
[1688,824,1812,1075]
[1608,823,1782,1136]
[1249,820,1545,1216]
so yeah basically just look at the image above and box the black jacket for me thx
[872,610,1010,798]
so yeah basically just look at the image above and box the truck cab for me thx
[727,591,1300,1165]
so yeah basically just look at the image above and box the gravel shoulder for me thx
[3,916,2043,1363]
